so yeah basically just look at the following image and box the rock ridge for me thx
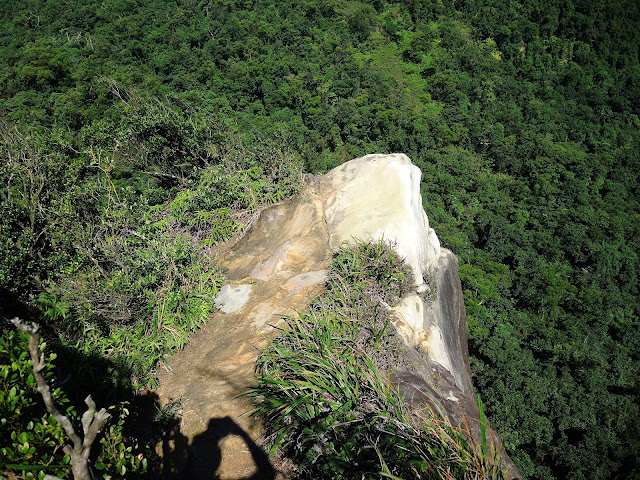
[156,153,522,479]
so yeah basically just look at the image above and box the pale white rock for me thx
[282,270,328,295]
[159,153,521,479]
[247,300,287,329]
[446,392,460,402]
[214,284,253,313]
[322,153,457,378]
[249,241,289,279]
[427,227,441,259]
[390,294,425,346]
[424,324,454,374]
[323,153,441,287]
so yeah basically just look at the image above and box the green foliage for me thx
[0,329,146,479]
[1,0,639,477]
[329,238,414,308]
[250,240,505,479]
[1,329,70,479]
[0,123,82,294]
[95,404,147,477]
[1,90,304,388]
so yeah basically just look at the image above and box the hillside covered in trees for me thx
[1,0,639,478]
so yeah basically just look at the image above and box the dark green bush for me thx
[1,92,304,389]
[1,329,70,479]
[328,238,415,307]
[0,328,147,479]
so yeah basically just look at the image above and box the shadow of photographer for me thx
[161,415,275,480]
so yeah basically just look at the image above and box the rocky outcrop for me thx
[322,154,441,284]
[156,153,522,479]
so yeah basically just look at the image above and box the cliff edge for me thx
[156,153,522,479]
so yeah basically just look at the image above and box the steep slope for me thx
[156,154,520,479]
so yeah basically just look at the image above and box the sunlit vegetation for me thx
[1,0,638,478]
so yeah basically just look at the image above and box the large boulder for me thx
[322,153,441,283]
[157,153,522,479]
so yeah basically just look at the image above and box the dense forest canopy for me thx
[1,0,639,479]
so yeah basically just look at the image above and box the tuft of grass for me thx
[248,239,507,479]
[153,397,184,428]
[328,238,415,307]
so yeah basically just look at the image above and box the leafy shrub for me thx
[0,329,146,479]
[1,91,304,389]
[328,238,414,308]
[1,329,70,479]
[94,404,147,477]
[0,123,82,296]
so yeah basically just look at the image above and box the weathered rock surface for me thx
[156,153,522,479]
[322,154,441,284]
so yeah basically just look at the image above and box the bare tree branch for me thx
[10,317,110,480]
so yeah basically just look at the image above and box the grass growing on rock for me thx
[249,239,504,479]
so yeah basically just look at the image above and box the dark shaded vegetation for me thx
[1,0,639,478]
[1,328,147,479]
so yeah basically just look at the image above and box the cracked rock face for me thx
[156,153,521,479]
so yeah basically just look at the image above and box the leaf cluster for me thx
[0,92,303,390]
[1,0,639,477]
[0,329,146,479]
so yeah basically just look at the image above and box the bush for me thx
[1,329,71,479]
[2,91,304,389]
[0,328,147,479]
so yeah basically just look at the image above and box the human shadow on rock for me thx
[183,416,275,480]
[158,406,190,479]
